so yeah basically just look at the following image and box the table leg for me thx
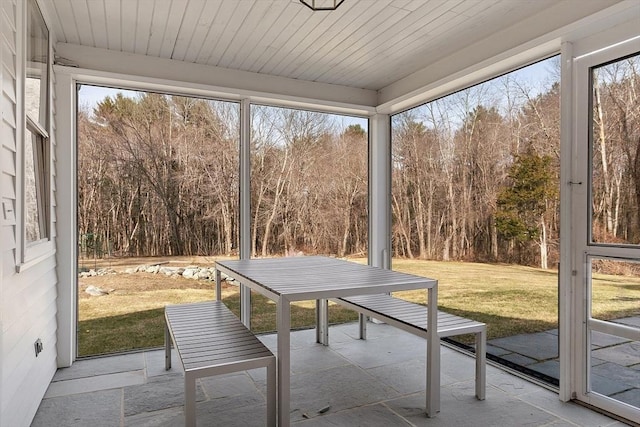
[426,285,440,417]
[240,284,251,329]
[277,299,291,426]
[358,313,367,339]
[316,299,329,345]
[184,372,196,427]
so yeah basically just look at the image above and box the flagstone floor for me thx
[32,322,630,426]
[486,316,640,408]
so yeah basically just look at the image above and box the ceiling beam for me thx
[55,43,377,115]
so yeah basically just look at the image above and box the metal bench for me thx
[317,294,486,400]
[165,300,276,427]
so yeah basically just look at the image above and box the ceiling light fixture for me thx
[299,0,344,11]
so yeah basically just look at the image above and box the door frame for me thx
[569,34,640,421]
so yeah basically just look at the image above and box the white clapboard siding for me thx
[1,0,59,425]
[0,2,14,426]
[0,0,5,422]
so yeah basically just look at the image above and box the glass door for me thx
[573,40,640,422]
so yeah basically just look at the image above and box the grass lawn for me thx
[78,256,640,356]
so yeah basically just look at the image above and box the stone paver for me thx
[529,359,560,379]
[488,331,558,361]
[52,352,145,381]
[591,331,630,348]
[32,388,122,427]
[612,388,640,408]
[592,341,640,366]
[123,373,206,416]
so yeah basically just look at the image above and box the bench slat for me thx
[329,293,486,401]
[176,334,262,348]
[180,340,272,359]
[339,295,484,335]
[183,348,275,370]
[166,302,271,365]
[165,300,276,426]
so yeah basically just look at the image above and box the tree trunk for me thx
[594,77,614,234]
[539,216,548,269]
[262,150,290,256]
[635,136,640,237]
[415,187,426,258]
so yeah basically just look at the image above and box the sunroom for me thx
[1,0,639,426]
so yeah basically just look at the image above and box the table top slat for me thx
[216,256,436,300]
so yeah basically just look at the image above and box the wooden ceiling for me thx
[41,0,624,94]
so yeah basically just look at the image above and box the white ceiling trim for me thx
[376,39,560,116]
[54,43,377,116]
[53,62,376,118]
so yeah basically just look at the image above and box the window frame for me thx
[18,0,53,270]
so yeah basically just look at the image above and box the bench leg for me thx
[215,268,222,301]
[165,322,171,370]
[476,330,486,400]
[315,299,329,345]
[358,313,367,339]
[185,372,197,427]
[266,357,276,427]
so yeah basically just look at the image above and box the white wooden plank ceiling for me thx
[42,0,622,91]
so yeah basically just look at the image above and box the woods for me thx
[391,55,639,268]
[78,97,368,258]
[78,56,639,268]
[391,77,561,267]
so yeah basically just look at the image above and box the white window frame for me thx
[18,0,54,271]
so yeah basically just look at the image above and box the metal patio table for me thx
[215,256,439,426]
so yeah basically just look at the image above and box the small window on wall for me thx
[23,0,50,250]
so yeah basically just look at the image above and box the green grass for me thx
[391,259,639,341]
[78,272,358,356]
[77,258,640,356]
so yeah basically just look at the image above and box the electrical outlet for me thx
[34,338,43,357]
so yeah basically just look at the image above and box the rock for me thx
[159,266,174,275]
[146,265,160,274]
[91,263,220,283]
[197,269,211,280]
[182,267,199,279]
[85,285,110,296]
